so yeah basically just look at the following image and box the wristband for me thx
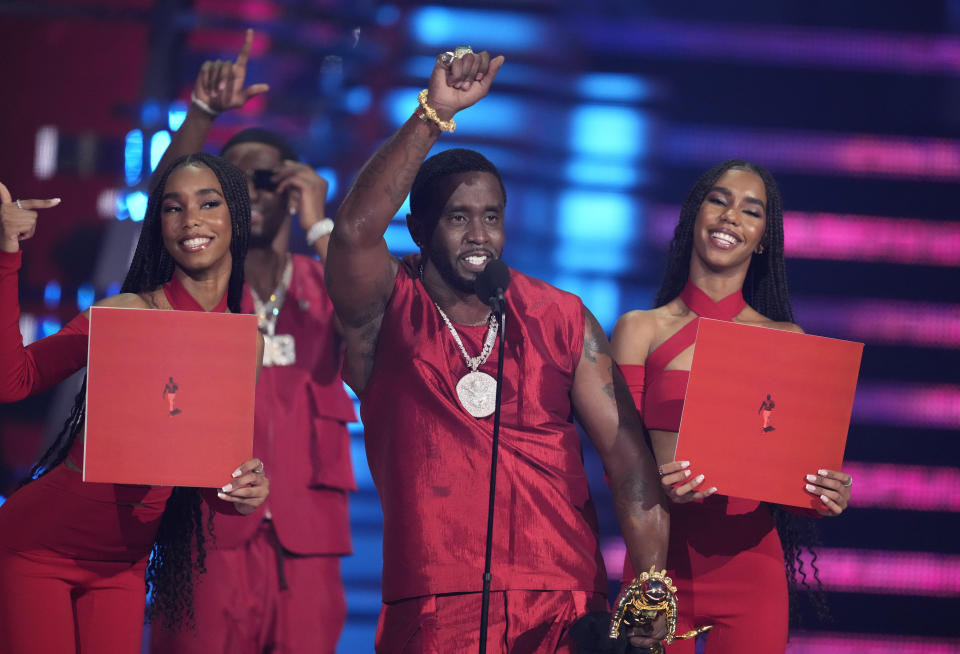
[190,92,219,118]
[306,218,334,246]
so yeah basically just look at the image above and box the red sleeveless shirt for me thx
[357,255,608,602]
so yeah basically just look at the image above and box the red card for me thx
[675,319,863,509]
[84,306,258,487]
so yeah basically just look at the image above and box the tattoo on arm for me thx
[583,313,606,363]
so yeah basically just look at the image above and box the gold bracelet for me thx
[416,89,456,132]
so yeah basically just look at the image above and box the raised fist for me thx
[426,49,505,120]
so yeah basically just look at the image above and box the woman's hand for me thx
[0,182,61,253]
[805,468,852,516]
[217,457,269,515]
[659,460,718,503]
[193,28,269,115]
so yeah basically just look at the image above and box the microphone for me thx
[475,259,510,313]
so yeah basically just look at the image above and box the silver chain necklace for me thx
[421,262,500,418]
[250,254,296,366]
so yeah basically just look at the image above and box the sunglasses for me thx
[252,169,278,192]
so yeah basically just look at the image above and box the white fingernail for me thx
[806,474,818,482]
[217,491,228,500]
[232,468,242,478]
[221,484,232,493]
[805,484,816,492]
[696,474,705,482]
[684,470,691,477]
[818,469,828,476]
[679,461,690,468]
[707,487,718,495]
[820,494,830,504]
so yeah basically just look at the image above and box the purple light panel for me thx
[581,17,960,77]
[795,299,960,349]
[843,462,960,512]
[786,633,960,654]
[603,541,960,597]
[662,126,960,181]
[649,206,960,267]
[853,383,960,430]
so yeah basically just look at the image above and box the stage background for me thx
[0,1,958,652]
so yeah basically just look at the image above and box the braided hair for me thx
[655,159,828,625]
[22,152,251,631]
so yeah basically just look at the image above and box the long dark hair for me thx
[656,159,827,625]
[22,153,251,631]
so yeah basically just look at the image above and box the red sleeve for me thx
[0,250,89,402]
[620,363,645,418]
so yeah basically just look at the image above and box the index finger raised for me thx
[235,28,254,67]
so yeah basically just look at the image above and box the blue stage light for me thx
[316,167,338,200]
[385,222,417,254]
[40,318,62,338]
[410,6,546,51]
[577,74,651,102]
[126,191,148,222]
[345,86,372,114]
[565,158,641,189]
[552,275,621,331]
[77,283,95,311]
[150,130,171,173]
[43,281,61,309]
[168,101,188,131]
[124,129,143,186]
[559,190,637,241]
[141,99,162,127]
[570,105,648,159]
[106,282,121,297]
[377,4,401,25]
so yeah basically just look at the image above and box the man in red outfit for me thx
[325,49,669,653]
[149,31,357,654]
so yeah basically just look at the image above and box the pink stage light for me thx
[649,206,960,267]
[853,383,960,430]
[794,298,960,349]
[842,462,960,512]
[662,126,960,181]
[603,542,960,597]
[802,548,960,598]
[787,632,960,654]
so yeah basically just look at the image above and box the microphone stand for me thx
[478,289,506,654]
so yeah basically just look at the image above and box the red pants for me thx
[0,546,147,654]
[150,521,346,654]
[375,590,607,654]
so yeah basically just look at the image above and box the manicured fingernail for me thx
[232,468,242,478]
[818,469,828,476]
[684,470,691,477]
[806,484,818,492]
[52,198,61,204]
[217,491,228,500]
[707,487,718,495]
[820,494,830,504]
[679,461,690,468]
[806,474,818,482]
[696,474,705,482]
[221,484,233,493]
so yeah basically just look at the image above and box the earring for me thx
[755,244,765,255]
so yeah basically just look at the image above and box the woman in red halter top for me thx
[0,153,270,653]
[611,160,853,653]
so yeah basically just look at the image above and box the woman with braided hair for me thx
[0,152,270,653]
[611,160,852,653]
